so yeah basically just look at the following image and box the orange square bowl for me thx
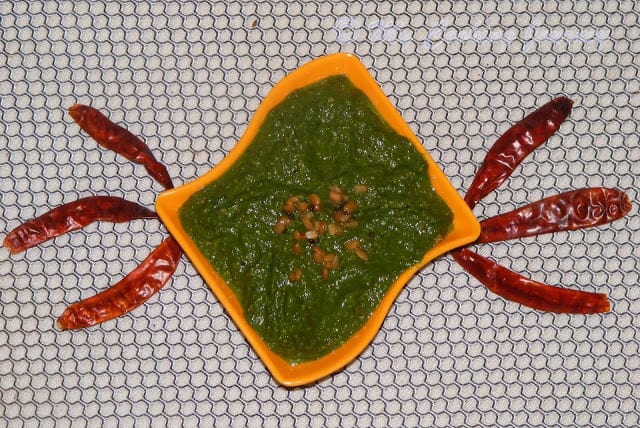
[156,53,480,386]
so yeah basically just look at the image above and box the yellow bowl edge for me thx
[156,52,480,387]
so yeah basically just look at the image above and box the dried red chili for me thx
[57,237,183,329]
[3,196,157,254]
[464,97,573,208]
[451,248,610,314]
[477,187,632,244]
[68,104,174,189]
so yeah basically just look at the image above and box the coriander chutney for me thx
[179,75,453,363]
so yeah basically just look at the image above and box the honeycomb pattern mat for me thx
[1,1,638,426]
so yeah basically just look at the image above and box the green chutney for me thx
[179,75,453,363]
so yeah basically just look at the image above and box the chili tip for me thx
[68,103,90,122]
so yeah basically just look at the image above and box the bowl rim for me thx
[156,52,480,387]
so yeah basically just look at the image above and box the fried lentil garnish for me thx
[289,268,303,282]
[343,200,358,214]
[329,186,347,204]
[308,193,321,211]
[292,242,303,256]
[301,212,315,231]
[353,184,369,194]
[274,185,369,281]
[273,215,291,234]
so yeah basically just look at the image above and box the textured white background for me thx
[1,1,638,427]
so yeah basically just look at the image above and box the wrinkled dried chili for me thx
[3,196,157,254]
[477,187,632,243]
[465,97,573,208]
[69,104,174,189]
[451,248,610,314]
[57,237,183,329]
